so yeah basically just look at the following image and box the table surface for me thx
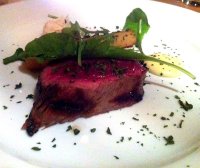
[0,0,200,12]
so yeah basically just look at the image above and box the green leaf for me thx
[123,8,150,54]
[3,48,26,64]
[2,21,195,79]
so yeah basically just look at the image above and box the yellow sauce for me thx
[145,53,183,78]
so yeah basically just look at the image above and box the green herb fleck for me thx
[106,127,112,135]
[26,94,34,99]
[31,147,41,151]
[178,120,184,128]
[15,82,22,89]
[132,117,139,121]
[52,144,56,148]
[90,128,96,133]
[174,95,180,99]
[160,116,168,120]
[66,125,72,132]
[10,95,15,99]
[163,135,175,145]
[3,106,8,110]
[120,136,124,142]
[128,137,132,141]
[73,128,80,135]
[113,155,119,160]
[178,100,193,111]
[169,112,174,117]
[51,138,56,142]
[194,82,199,86]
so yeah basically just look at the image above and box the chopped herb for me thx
[90,128,96,133]
[26,94,34,99]
[36,142,41,144]
[52,144,56,148]
[106,127,112,135]
[165,97,169,99]
[174,95,180,99]
[15,82,22,89]
[120,136,124,142]
[132,117,139,121]
[51,138,56,142]
[116,26,119,29]
[16,101,22,104]
[163,125,168,128]
[3,106,8,110]
[160,117,168,120]
[169,112,174,117]
[178,120,184,128]
[128,137,132,141]
[113,155,119,160]
[25,114,28,118]
[10,71,14,74]
[153,113,157,117]
[178,100,193,111]
[120,122,125,125]
[194,82,199,86]
[163,135,175,145]
[73,143,77,145]
[73,128,80,135]
[66,125,72,132]
[3,84,10,88]
[31,147,41,151]
[10,95,15,99]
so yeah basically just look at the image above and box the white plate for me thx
[0,0,200,168]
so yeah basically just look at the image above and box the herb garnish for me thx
[26,94,34,99]
[106,127,112,135]
[163,135,175,145]
[66,125,72,132]
[3,106,8,110]
[132,117,139,121]
[52,144,56,148]
[51,138,56,142]
[90,128,96,133]
[31,147,41,151]
[113,155,119,160]
[178,100,193,111]
[178,120,184,128]
[169,112,174,117]
[15,82,22,89]
[73,128,80,135]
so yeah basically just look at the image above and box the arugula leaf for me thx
[3,32,78,64]
[123,8,150,54]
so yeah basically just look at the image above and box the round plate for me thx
[0,0,200,167]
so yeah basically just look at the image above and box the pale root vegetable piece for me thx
[43,17,71,34]
[112,30,136,48]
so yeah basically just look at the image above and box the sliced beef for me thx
[22,59,147,136]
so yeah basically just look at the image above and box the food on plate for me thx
[22,59,147,136]
[2,8,195,136]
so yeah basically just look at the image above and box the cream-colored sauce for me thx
[145,53,183,78]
